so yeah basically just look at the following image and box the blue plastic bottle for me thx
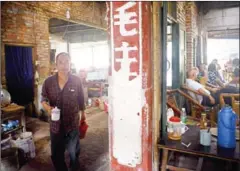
[217,106,237,148]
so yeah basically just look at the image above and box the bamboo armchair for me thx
[220,93,240,116]
[181,85,217,126]
[167,89,205,117]
[166,89,206,170]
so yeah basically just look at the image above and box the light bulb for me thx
[66,9,70,19]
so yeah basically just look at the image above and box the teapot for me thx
[167,116,189,140]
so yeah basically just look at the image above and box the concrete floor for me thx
[20,107,109,171]
[15,106,240,171]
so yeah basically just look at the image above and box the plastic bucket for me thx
[1,147,19,171]
[20,132,32,139]
[12,132,36,159]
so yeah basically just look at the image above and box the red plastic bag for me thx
[79,120,88,139]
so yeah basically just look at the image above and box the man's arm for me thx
[41,81,53,115]
[205,86,220,93]
[78,79,86,121]
[216,79,225,88]
[198,88,215,104]
[78,79,85,111]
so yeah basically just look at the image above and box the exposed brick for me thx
[185,2,198,71]
[1,2,106,84]
[177,2,186,27]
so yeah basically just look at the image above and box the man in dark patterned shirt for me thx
[41,52,85,171]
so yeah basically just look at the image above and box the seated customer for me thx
[197,63,208,85]
[208,63,225,87]
[219,68,240,106]
[227,68,239,88]
[198,63,208,78]
[186,67,220,106]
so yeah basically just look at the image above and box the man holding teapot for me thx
[41,52,85,171]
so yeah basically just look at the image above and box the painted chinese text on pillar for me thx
[108,1,152,170]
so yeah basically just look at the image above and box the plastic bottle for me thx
[180,108,187,124]
[167,108,174,122]
[167,108,174,133]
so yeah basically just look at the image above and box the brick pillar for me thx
[107,2,152,170]
[185,2,198,71]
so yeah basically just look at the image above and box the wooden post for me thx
[172,23,180,90]
[161,149,169,171]
[161,1,168,138]
[152,2,161,171]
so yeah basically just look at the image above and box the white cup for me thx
[200,129,211,146]
[51,107,60,121]
[181,125,189,134]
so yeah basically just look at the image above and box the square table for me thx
[158,125,240,171]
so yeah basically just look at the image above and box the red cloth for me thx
[79,120,88,139]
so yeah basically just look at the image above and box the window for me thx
[71,41,109,71]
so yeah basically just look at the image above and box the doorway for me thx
[161,5,186,137]
[5,45,34,106]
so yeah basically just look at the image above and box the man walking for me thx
[41,52,85,171]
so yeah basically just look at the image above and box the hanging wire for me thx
[62,9,70,40]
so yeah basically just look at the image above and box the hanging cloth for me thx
[5,45,34,105]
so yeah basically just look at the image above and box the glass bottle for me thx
[181,108,187,124]
[200,112,207,129]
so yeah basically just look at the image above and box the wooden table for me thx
[158,126,240,171]
[1,104,26,137]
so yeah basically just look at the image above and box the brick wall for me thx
[177,2,186,28]
[1,2,106,84]
[185,2,199,71]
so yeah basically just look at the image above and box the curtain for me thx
[5,45,34,105]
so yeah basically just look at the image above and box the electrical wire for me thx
[62,20,69,40]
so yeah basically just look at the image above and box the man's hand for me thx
[211,87,220,93]
[42,101,53,116]
[47,107,53,116]
[81,111,86,122]
[209,96,215,104]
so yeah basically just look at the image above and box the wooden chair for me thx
[167,89,181,116]
[220,93,240,116]
[181,85,217,126]
[167,89,205,117]
[165,89,205,171]
[199,77,218,88]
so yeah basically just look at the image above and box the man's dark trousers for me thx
[50,129,80,171]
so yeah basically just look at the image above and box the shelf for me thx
[1,126,23,136]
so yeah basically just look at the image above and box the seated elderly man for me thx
[186,67,220,106]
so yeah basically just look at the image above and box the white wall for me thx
[203,7,239,31]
